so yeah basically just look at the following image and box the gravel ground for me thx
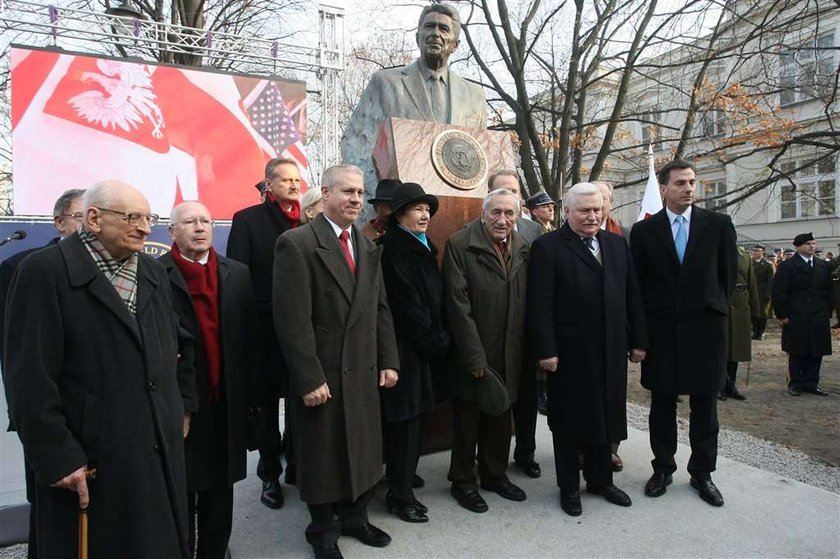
[626,402,840,494]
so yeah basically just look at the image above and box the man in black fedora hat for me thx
[772,232,833,397]
[361,179,402,241]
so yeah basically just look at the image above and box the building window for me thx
[779,156,836,219]
[780,30,835,106]
[702,109,727,137]
[701,179,728,214]
[640,106,661,146]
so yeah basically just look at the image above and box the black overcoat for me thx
[227,199,294,395]
[526,225,647,442]
[160,251,260,490]
[272,214,400,505]
[378,224,448,423]
[3,233,195,558]
[771,255,833,357]
[630,206,738,394]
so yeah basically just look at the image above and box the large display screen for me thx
[10,46,308,219]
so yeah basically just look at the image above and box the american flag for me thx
[244,81,309,186]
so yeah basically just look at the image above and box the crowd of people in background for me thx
[0,155,835,559]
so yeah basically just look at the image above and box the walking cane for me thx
[79,468,97,559]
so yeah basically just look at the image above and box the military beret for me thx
[525,191,555,210]
[793,232,814,246]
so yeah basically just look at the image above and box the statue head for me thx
[416,3,461,68]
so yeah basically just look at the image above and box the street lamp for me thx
[105,0,143,20]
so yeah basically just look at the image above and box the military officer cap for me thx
[752,244,765,251]
[793,232,815,246]
[783,248,795,255]
[525,191,555,210]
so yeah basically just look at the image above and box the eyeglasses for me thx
[96,207,160,226]
[61,212,84,220]
[170,217,214,228]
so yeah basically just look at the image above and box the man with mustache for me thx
[340,3,487,218]
[630,159,738,508]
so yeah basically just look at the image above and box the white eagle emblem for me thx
[67,60,165,139]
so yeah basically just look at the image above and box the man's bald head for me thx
[83,181,154,261]
[169,201,214,261]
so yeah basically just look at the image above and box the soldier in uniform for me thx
[751,245,774,340]
[831,242,840,328]
[722,247,759,401]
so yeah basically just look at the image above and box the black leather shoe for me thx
[537,393,548,416]
[807,387,829,396]
[340,523,391,548]
[586,484,632,507]
[717,391,727,401]
[514,458,542,478]
[644,472,672,497]
[260,480,284,509]
[312,542,343,559]
[450,486,488,513]
[412,494,428,514]
[480,478,527,502]
[412,474,425,488]
[690,477,724,507]
[386,492,428,523]
[728,387,747,401]
[560,490,582,516]
[788,386,802,396]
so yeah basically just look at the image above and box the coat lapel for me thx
[466,221,506,280]
[60,234,142,346]
[683,205,707,265]
[559,224,602,271]
[134,256,160,318]
[161,253,190,299]
[401,61,434,120]
[345,226,381,329]
[312,214,355,304]
[650,209,680,265]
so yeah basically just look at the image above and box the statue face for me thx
[417,12,459,64]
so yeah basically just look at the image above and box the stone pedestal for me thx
[372,117,517,453]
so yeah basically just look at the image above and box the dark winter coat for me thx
[753,257,774,319]
[272,214,399,505]
[443,220,528,405]
[3,233,196,558]
[527,225,647,442]
[630,206,738,394]
[772,254,833,357]
[227,199,295,395]
[378,224,448,423]
[160,251,260,490]
[729,248,759,363]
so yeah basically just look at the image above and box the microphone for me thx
[0,230,27,247]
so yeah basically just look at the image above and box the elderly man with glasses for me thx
[159,201,260,559]
[3,180,197,558]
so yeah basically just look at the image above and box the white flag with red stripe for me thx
[637,143,663,221]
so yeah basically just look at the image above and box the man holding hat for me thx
[525,191,557,235]
[751,244,774,340]
[362,179,401,241]
[772,233,833,397]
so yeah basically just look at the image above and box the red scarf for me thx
[171,244,223,403]
[605,216,623,236]
[266,192,301,227]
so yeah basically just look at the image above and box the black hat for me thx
[525,191,555,210]
[783,248,795,255]
[389,182,439,217]
[369,179,402,204]
[793,232,814,246]
[751,244,765,251]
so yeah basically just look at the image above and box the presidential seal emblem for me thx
[431,129,487,191]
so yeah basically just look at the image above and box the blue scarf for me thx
[399,225,430,251]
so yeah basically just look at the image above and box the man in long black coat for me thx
[160,201,260,558]
[630,159,737,508]
[3,180,196,558]
[527,183,647,517]
[772,233,833,397]
[227,157,302,508]
[273,164,399,559]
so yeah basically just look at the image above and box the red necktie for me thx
[339,230,355,275]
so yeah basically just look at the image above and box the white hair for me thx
[563,182,603,209]
[482,188,521,212]
[321,164,363,191]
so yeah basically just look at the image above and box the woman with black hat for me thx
[378,182,450,523]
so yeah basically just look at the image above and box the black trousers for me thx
[649,392,718,480]
[512,367,538,463]
[788,354,822,390]
[552,431,611,493]
[256,390,295,481]
[305,487,374,547]
[188,486,234,559]
[752,317,768,338]
[448,399,511,489]
[384,416,421,501]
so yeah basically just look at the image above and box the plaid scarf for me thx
[79,227,140,315]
